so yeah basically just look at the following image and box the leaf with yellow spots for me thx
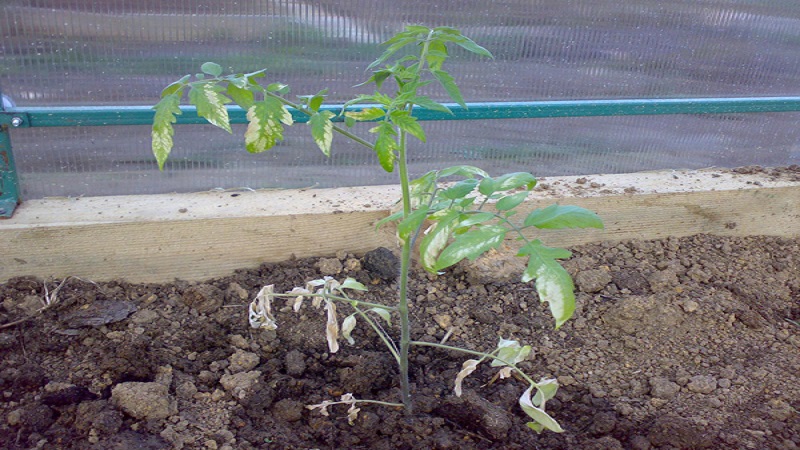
[189,82,232,133]
[244,97,294,154]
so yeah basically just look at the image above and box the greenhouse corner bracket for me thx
[1,96,800,218]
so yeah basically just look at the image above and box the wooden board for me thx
[1,169,798,283]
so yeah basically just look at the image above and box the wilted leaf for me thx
[519,385,564,433]
[491,338,532,367]
[341,314,357,345]
[532,378,559,406]
[454,359,480,396]
[249,285,278,330]
[324,300,340,353]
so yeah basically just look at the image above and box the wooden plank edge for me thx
[1,168,798,283]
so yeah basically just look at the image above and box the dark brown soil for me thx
[1,234,798,449]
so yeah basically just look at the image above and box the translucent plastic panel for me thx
[2,1,800,198]
[13,113,800,198]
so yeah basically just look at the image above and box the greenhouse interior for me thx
[0,2,799,450]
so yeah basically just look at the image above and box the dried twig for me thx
[0,276,97,329]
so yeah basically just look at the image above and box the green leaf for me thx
[369,307,392,326]
[434,225,507,271]
[524,204,604,230]
[368,36,417,70]
[518,240,575,328]
[266,83,289,94]
[479,172,536,196]
[226,83,255,110]
[495,191,529,211]
[496,172,537,191]
[439,178,479,200]
[151,93,182,170]
[431,69,465,108]
[309,110,335,156]
[410,170,438,204]
[408,96,452,114]
[375,209,405,229]
[398,206,429,243]
[449,36,494,59]
[160,74,190,97]
[425,40,448,70]
[390,111,426,142]
[200,61,223,77]
[244,97,294,153]
[372,122,397,172]
[189,82,232,133]
[340,277,368,291]
[457,212,495,228]
[345,107,385,122]
[419,210,461,271]
[519,385,564,433]
[308,89,328,112]
[438,165,489,179]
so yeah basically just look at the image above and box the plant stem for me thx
[396,127,414,414]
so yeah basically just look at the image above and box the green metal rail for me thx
[2,96,800,217]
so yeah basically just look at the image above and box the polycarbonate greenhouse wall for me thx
[2,0,800,202]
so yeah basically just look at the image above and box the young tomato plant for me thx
[152,25,603,433]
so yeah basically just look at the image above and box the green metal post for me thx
[0,91,21,218]
[0,124,20,218]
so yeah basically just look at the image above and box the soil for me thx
[1,233,798,449]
